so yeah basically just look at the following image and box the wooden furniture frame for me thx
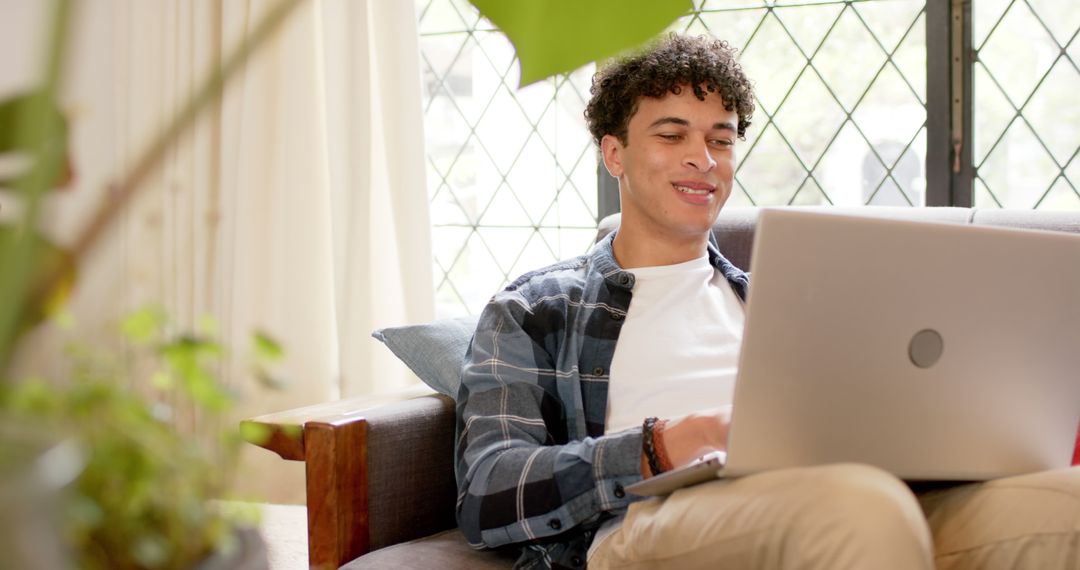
[243,389,456,569]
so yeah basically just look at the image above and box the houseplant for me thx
[0,308,284,569]
[0,0,687,566]
[0,0,302,567]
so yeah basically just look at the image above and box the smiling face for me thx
[601,86,738,267]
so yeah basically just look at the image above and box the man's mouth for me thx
[673,182,715,196]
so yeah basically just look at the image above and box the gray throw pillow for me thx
[371,315,480,398]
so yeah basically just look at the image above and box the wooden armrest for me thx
[242,386,455,570]
[244,387,435,460]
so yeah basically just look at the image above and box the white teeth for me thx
[675,185,710,195]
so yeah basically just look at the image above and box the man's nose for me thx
[683,138,716,172]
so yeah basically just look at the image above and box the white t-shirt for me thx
[590,254,746,557]
[605,254,745,431]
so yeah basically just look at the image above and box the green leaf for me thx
[0,225,77,336]
[252,330,284,362]
[120,306,167,344]
[0,91,71,189]
[253,366,288,390]
[239,421,272,446]
[196,314,219,336]
[469,0,692,86]
[150,370,174,390]
[131,532,171,568]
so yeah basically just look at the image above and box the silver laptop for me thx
[628,208,1080,496]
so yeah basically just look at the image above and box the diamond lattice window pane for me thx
[691,8,768,62]
[813,121,877,205]
[474,87,535,174]
[852,64,925,168]
[974,177,1002,209]
[737,124,808,205]
[773,4,844,56]
[476,227,535,275]
[789,178,832,206]
[1023,59,1080,166]
[973,0,1012,47]
[852,0,925,54]
[977,2,1059,108]
[772,71,847,166]
[867,177,913,206]
[680,14,712,38]
[477,183,534,227]
[429,183,471,226]
[979,121,1061,208]
[975,0,1079,212]
[445,142,501,225]
[556,182,601,228]
[566,149,599,218]
[1036,177,1080,210]
[506,135,558,221]
[973,64,1017,165]
[1025,0,1080,46]
[891,12,927,103]
[508,231,562,277]
[418,0,470,34]
[812,7,889,112]
[737,13,808,115]
[537,228,595,262]
[1067,159,1080,192]
[444,231,507,307]
[432,225,472,275]
[728,180,755,207]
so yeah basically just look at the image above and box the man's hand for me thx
[642,406,732,477]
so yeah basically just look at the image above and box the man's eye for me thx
[711,139,734,147]
[659,134,682,141]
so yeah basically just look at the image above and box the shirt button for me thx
[618,274,631,286]
[592,366,604,376]
[611,312,624,321]
[614,484,625,498]
[548,518,562,530]
[571,555,584,567]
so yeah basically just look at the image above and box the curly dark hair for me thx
[584,33,755,146]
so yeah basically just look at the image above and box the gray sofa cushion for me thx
[341,529,519,570]
[372,315,480,398]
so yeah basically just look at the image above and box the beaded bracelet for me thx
[642,416,666,476]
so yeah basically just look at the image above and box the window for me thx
[418,0,1080,316]
[972,0,1080,209]
[418,0,597,317]
[677,1,928,207]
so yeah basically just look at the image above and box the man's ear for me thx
[600,134,624,178]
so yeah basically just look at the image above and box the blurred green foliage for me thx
[0,308,283,569]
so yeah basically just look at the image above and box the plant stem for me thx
[3,0,309,374]
[0,0,73,372]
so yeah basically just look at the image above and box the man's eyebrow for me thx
[648,117,689,129]
[647,117,737,132]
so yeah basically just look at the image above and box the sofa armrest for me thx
[243,390,458,569]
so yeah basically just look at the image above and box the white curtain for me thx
[3,0,434,503]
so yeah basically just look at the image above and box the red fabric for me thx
[1074,425,1080,466]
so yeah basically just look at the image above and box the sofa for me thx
[243,206,1080,570]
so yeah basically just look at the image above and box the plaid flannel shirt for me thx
[455,231,750,569]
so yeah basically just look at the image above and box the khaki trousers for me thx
[589,464,1080,569]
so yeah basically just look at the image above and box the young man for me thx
[455,34,1080,569]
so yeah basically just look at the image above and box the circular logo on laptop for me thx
[909,329,944,368]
